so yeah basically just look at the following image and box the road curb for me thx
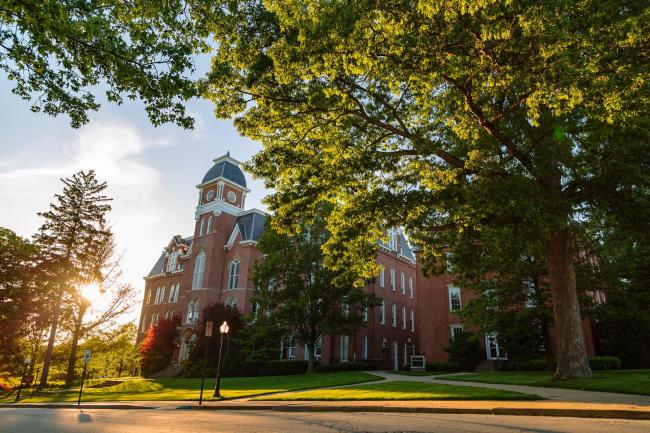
[0,403,155,410]
[183,404,650,420]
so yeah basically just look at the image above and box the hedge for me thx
[589,356,621,370]
[507,358,549,371]
[425,360,461,372]
[314,361,367,373]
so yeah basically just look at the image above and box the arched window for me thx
[199,218,205,236]
[187,300,194,323]
[192,300,200,322]
[192,250,205,290]
[206,216,213,234]
[378,264,385,288]
[400,272,405,295]
[228,259,240,290]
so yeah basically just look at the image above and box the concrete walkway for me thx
[371,371,650,406]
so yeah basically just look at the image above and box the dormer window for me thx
[166,252,178,272]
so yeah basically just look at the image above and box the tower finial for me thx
[226,150,230,156]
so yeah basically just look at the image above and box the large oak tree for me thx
[193,0,649,379]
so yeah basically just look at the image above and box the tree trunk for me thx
[39,294,62,387]
[546,228,592,380]
[307,344,315,373]
[65,305,86,387]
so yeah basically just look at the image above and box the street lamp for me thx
[14,356,31,402]
[212,321,229,399]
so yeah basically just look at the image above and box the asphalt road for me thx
[1,408,649,433]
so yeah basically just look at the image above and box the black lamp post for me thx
[14,356,31,402]
[212,321,229,399]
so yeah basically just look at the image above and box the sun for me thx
[80,282,103,303]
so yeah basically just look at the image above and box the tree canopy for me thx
[0,0,206,127]
[194,0,650,379]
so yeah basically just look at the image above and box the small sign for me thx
[411,355,425,371]
[83,350,92,363]
[205,321,213,337]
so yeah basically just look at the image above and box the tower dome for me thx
[201,152,247,187]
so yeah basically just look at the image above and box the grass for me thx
[0,372,382,403]
[254,381,541,401]
[440,369,650,396]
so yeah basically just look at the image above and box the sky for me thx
[0,77,268,325]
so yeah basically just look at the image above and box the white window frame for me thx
[206,216,213,235]
[192,250,205,290]
[410,308,415,332]
[187,300,194,324]
[409,276,413,299]
[145,288,152,305]
[390,268,395,291]
[192,299,200,323]
[166,252,177,273]
[379,299,385,325]
[287,337,297,360]
[199,218,205,236]
[228,259,240,290]
[401,305,406,330]
[379,264,385,288]
[363,304,368,322]
[448,285,462,312]
[391,303,397,328]
[361,336,368,360]
[451,325,464,340]
[340,335,349,362]
[400,272,405,295]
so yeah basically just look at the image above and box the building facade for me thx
[137,153,596,370]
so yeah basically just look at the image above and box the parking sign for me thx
[83,349,92,363]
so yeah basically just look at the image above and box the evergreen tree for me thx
[196,0,650,379]
[0,228,42,371]
[34,170,112,386]
[252,212,375,372]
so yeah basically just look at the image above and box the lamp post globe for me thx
[213,321,229,398]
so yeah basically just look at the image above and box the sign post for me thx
[77,350,91,407]
[198,322,213,405]
[410,355,426,372]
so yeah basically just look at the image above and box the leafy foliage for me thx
[139,315,180,376]
[445,330,482,371]
[195,0,650,379]
[252,210,375,371]
[0,0,207,128]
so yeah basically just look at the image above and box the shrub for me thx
[261,360,309,376]
[445,330,482,371]
[425,360,461,372]
[589,356,621,370]
[314,361,367,373]
[139,315,181,376]
[507,358,549,371]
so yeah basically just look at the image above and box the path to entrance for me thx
[371,371,650,406]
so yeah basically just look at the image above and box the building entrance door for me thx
[485,333,506,360]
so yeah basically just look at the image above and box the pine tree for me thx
[34,170,112,387]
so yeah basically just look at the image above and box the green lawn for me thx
[254,381,541,401]
[440,370,650,396]
[1,372,382,403]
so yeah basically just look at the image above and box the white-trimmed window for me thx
[166,252,177,272]
[228,259,240,289]
[363,304,368,322]
[361,336,368,360]
[390,268,395,291]
[187,300,194,323]
[401,305,406,329]
[340,335,349,362]
[451,325,464,340]
[287,338,297,360]
[145,288,152,305]
[410,309,415,332]
[168,283,178,303]
[391,303,397,327]
[199,218,205,236]
[400,272,405,295]
[379,264,385,288]
[409,276,413,299]
[140,315,147,332]
[217,183,224,200]
[192,250,205,290]
[206,216,213,235]
[403,342,408,366]
[448,285,462,311]
[379,299,385,325]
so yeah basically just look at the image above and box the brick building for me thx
[137,153,596,370]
